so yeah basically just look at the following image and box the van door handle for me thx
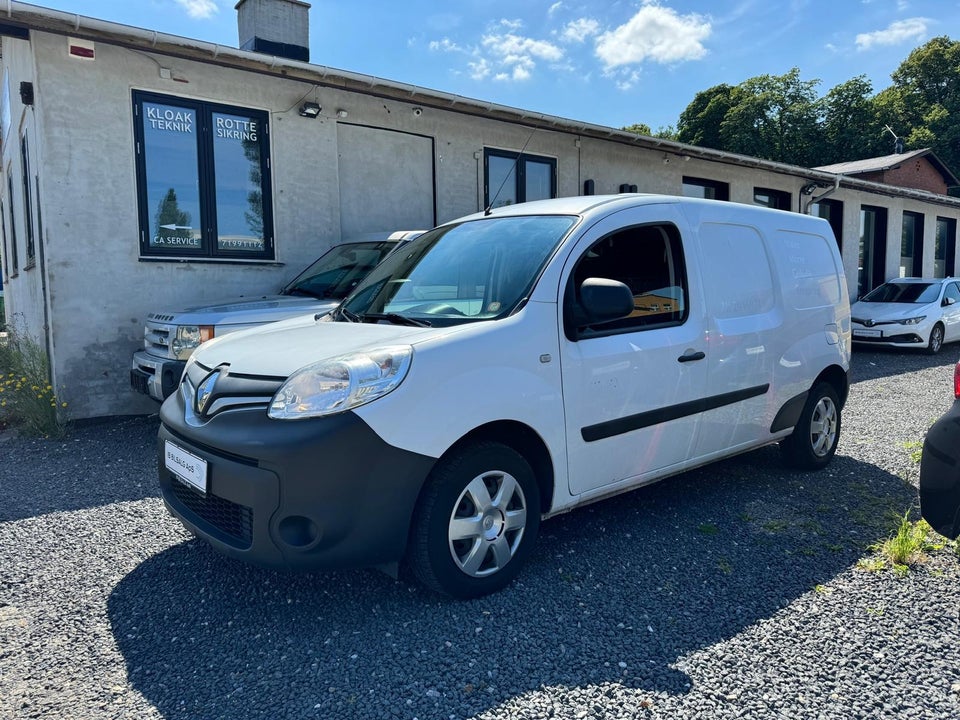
[678,350,706,363]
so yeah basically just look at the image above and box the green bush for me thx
[0,326,67,437]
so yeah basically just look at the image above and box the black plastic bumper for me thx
[920,400,960,539]
[158,389,437,570]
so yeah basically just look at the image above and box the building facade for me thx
[2,1,960,419]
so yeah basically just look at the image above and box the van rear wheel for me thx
[408,441,540,599]
[780,383,841,470]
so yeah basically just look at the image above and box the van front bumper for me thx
[920,400,960,539]
[158,390,436,570]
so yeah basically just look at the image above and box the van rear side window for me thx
[698,223,775,319]
[567,223,688,338]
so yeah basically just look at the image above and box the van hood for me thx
[190,316,442,377]
[151,295,338,327]
[850,300,934,322]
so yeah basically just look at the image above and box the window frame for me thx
[19,133,34,267]
[132,90,275,261]
[753,187,791,211]
[483,147,557,210]
[682,176,729,201]
[6,168,18,276]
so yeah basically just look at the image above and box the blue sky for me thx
[36,0,960,132]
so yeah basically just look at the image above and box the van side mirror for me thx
[579,278,634,323]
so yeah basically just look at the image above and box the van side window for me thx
[565,223,688,339]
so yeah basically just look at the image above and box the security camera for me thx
[412,107,423,117]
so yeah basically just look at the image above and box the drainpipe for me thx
[803,175,841,214]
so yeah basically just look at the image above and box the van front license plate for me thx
[854,329,882,338]
[164,441,208,494]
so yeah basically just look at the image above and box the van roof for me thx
[452,194,818,224]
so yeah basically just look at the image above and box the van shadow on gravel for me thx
[108,448,914,720]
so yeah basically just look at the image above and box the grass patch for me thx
[901,441,923,465]
[0,326,68,438]
[878,511,933,567]
[697,523,719,535]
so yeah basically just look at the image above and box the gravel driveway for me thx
[2,349,959,720]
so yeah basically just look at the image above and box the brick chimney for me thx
[236,0,310,63]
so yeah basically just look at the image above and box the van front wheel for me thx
[780,383,841,470]
[408,441,540,599]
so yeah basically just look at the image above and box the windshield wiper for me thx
[336,306,362,323]
[285,287,324,299]
[361,312,432,327]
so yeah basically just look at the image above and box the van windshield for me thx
[339,215,576,326]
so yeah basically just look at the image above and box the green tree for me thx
[676,83,744,149]
[885,36,960,172]
[820,76,887,165]
[719,68,822,166]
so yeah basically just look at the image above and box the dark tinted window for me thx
[861,281,940,304]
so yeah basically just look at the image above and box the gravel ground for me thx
[1,348,959,720]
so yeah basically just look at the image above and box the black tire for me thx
[780,382,841,471]
[927,323,945,355]
[407,441,540,599]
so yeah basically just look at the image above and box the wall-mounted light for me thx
[298,101,321,118]
[336,109,348,118]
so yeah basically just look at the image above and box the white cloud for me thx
[595,3,711,69]
[855,17,928,50]
[429,38,463,53]
[174,0,218,19]
[561,18,600,44]
[498,18,524,32]
[548,2,564,16]
[478,31,565,81]
[469,58,492,81]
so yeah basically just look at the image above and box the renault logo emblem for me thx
[196,369,221,415]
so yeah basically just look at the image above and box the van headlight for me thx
[171,325,215,360]
[268,346,413,419]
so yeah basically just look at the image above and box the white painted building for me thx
[1,0,959,420]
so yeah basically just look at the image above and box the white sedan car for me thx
[851,277,960,354]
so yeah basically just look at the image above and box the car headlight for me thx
[268,345,413,420]
[171,325,215,360]
[897,316,926,325]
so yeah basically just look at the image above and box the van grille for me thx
[168,475,254,548]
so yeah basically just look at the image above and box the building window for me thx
[859,205,888,297]
[901,211,924,277]
[753,187,791,210]
[133,91,274,260]
[6,172,17,276]
[483,148,556,209]
[20,134,34,266]
[935,217,957,278]
[812,198,843,250]
[682,177,729,201]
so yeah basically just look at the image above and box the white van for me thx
[158,195,852,598]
